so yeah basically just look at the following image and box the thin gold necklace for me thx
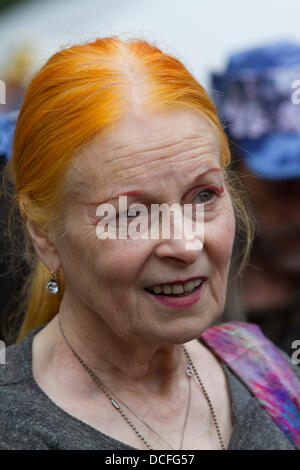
[58,317,226,450]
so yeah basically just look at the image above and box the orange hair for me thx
[3,35,244,342]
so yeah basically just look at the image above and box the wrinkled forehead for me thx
[68,108,221,200]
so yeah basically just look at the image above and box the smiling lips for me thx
[144,278,206,307]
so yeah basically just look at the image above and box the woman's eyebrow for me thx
[85,167,222,206]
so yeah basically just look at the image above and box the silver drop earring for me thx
[46,271,60,294]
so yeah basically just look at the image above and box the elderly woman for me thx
[0,36,299,451]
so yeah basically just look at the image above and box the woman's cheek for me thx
[205,206,236,267]
[97,237,150,282]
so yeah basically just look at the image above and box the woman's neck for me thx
[45,311,189,400]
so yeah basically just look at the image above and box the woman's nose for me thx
[153,207,204,264]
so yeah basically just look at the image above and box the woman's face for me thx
[57,108,235,344]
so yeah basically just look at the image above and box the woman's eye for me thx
[120,207,142,219]
[194,189,216,204]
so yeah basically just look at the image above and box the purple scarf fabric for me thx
[201,321,300,449]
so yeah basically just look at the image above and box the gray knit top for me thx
[0,324,299,450]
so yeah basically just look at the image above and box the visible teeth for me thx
[149,278,203,295]
[183,281,197,292]
[162,284,172,294]
[153,285,163,294]
[172,284,184,294]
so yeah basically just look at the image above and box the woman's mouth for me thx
[144,280,205,307]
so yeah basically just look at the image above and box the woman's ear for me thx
[26,218,61,272]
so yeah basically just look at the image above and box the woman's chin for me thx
[142,314,220,346]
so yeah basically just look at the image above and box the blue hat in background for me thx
[0,110,19,163]
[211,41,300,179]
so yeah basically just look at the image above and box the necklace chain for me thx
[182,346,226,450]
[58,317,226,450]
